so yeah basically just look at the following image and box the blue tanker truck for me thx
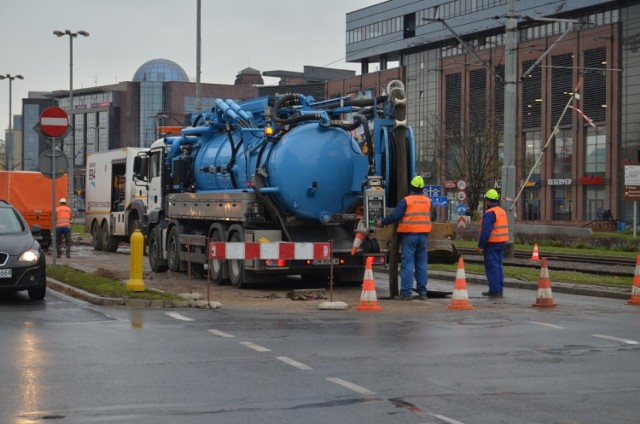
[132,81,416,287]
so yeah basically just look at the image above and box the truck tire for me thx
[102,221,120,252]
[167,226,182,272]
[228,228,245,288]
[208,224,227,285]
[148,227,168,272]
[92,221,104,251]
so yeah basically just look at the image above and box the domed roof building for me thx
[133,59,189,82]
[234,67,264,86]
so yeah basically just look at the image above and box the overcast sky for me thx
[1,0,378,134]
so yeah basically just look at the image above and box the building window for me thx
[553,186,572,221]
[553,129,572,177]
[523,131,541,176]
[584,186,605,221]
[552,54,573,127]
[521,60,541,129]
[583,47,607,125]
[585,126,606,173]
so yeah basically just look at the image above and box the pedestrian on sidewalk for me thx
[477,189,508,297]
[376,176,432,300]
[56,198,72,258]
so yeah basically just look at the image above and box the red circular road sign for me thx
[39,107,69,137]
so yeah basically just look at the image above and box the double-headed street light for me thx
[53,29,89,208]
[0,74,24,170]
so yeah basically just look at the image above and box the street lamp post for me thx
[53,29,89,208]
[0,74,24,170]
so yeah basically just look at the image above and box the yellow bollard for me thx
[127,229,146,291]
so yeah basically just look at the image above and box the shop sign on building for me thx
[547,178,572,186]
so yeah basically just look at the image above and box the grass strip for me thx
[47,265,184,301]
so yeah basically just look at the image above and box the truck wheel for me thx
[228,230,245,288]
[92,221,104,251]
[102,221,119,252]
[167,226,181,272]
[208,224,227,285]
[148,227,168,272]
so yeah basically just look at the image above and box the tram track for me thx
[456,247,636,278]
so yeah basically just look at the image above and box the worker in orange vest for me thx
[56,198,72,258]
[376,176,432,300]
[477,189,508,297]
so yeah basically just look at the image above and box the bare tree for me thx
[432,109,503,215]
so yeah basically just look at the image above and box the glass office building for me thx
[345,0,640,225]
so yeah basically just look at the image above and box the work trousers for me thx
[483,242,505,293]
[399,232,428,298]
[56,226,71,256]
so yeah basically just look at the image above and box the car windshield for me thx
[0,208,26,235]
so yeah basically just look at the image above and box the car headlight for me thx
[19,249,41,264]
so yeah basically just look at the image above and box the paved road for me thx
[1,282,638,423]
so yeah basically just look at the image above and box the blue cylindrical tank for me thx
[191,122,369,221]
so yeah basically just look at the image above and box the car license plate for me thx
[313,259,339,265]
[0,269,11,278]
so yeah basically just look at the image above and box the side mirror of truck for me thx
[133,156,148,182]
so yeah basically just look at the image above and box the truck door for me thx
[147,149,164,212]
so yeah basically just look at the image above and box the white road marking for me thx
[326,378,375,395]
[164,312,193,321]
[528,321,565,329]
[276,356,313,370]
[592,334,639,345]
[207,329,234,338]
[239,341,271,352]
[433,414,465,424]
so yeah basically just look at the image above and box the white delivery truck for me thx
[85,148,148,251]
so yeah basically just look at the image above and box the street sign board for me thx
[423,185,442,198]
[457,203,467,215]
[624,165,640,200]
[39,107,69,138]
[38,149,68,179]
[430,196,448,207]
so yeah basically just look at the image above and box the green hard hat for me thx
[485,189,500,200]
[410,176,424,189]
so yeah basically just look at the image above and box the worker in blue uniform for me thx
[376,176,432,300]
[477,189,509,297]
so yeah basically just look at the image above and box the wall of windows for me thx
[139,81,164,147]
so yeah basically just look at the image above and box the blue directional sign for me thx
[457,203,467,215]
[431,196,448,207]
[423,185,442,198]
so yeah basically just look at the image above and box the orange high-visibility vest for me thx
[56,205,72,228]
[397,194,432,233]
[482,205,508,242]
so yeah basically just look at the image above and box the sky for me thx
[1,0,378,135]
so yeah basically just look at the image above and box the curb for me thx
[46,277,199,308]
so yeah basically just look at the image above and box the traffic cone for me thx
[356,257,383,311]
[531,243,540,261]
[532,258,557,308]
[351,219,367,255]
[627,255,640,305]
[448,257,474,310]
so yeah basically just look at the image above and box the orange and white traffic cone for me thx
[356,256,383,311]
[448,257,474,310]
[532,257,557,308]
[531,243,540,261]
[627,255,640,305]
[351,219,367,256]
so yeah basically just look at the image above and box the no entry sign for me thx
[39,107,69,138]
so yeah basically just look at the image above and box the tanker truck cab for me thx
[133,85,417,288]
